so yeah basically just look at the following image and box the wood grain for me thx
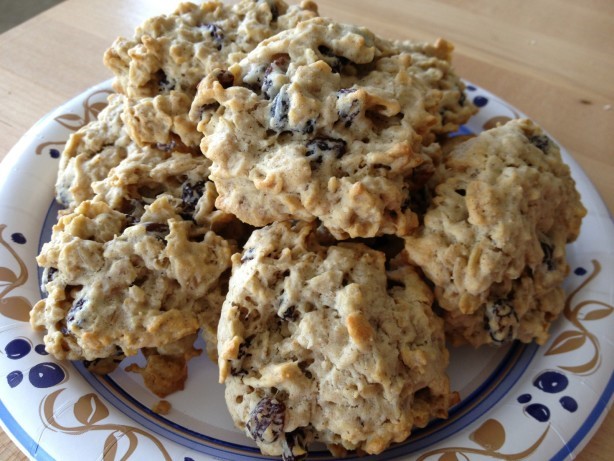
[0,0,611,459]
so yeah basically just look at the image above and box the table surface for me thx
[0,0,612,459]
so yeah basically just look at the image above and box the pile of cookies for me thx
[31,0,586,458]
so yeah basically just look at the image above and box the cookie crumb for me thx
[153,400,172,415]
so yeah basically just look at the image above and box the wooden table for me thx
[0,0,611,459]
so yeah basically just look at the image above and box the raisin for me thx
[246,397,286,443]
[181,180,206,215]
[541,241,555,270]
[301,119,316,134]
[241,248,256,262]
[66,298,86,328]
[40,267,58,295]
[155,140,176,152]
[529,134,550,153]
[270,85,290,131]
[143,222,170,241]
[318,46,349,73]
[262,55,289,99]
[243,64,268,92]
[484,300,519,343]
[43,267,58,285]
[281,429,308,461]
[280,305,298,321]
[237,335,254,359]
[202,23,224,50]
[297,361,313,379]
[215,70,234,89]
[337,98,360,128]
[305,137,347,168]
[155,69,174,93]
[337,89,360,128]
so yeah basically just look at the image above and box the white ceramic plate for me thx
[0,80,612,461]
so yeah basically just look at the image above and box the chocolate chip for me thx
[215,70,234,89]
[529,134,550,153]
[246,397,286,443]
[484,300,519,343]
[455,189,466,197]
[202,23,224,50]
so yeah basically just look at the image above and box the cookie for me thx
[55,93,131,208]
[405,119,586,346]
[191,17,474,238]
[104,0,318,99]
[122,91,202,148]
[393,38,476,135]
[31,196,233,362]
[217,221,452,457]
[125,333,202,398]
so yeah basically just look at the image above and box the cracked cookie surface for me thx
[32,197,233,362]
[405,119,586,346]
[104,0,318,99]
[191,17,474,238]
[218,221,452,457]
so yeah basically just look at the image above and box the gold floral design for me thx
[417,419,549,461]
[35,89,112,156]
[545,260,612,375]
[0,224,30,322]
[41,388,171,461]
